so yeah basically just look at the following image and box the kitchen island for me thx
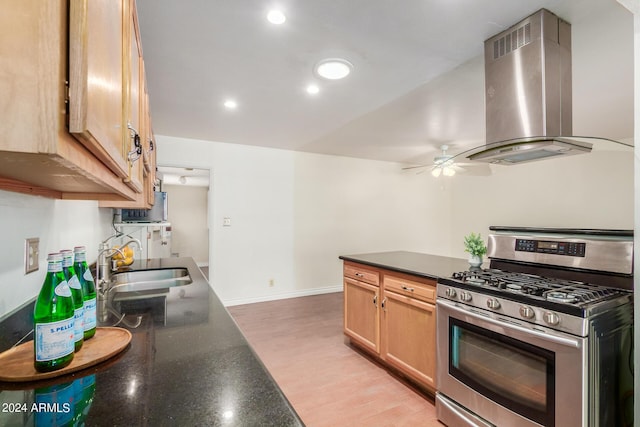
[339,250,468,393]
[0,257,303,426]
[339,250,470,279]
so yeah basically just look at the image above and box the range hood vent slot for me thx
[492,22,531,59]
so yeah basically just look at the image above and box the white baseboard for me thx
[222,284,343,307]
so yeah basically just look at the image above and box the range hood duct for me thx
[468,9,593,165]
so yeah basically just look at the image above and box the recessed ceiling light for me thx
[306,84,320,95]
[223,99,238,110]
[315,58,353,80]
[267,10,286,25]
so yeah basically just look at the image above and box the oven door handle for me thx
[438,299,582,349]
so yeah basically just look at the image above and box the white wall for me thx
[156,135,451,305]
[163,184,209,265]
[0,191,113,319]
[446,145,634,258]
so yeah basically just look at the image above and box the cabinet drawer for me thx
[344,263,379,286]
[383,274,435,303]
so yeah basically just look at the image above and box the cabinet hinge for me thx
[63,80,70,127]
[64,80,70,103]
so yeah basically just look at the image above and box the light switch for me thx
[223,217,231,227]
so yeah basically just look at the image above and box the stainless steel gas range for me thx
[435,227,634,427]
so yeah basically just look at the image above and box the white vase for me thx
[468,254,483,268]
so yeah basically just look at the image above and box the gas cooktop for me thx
[451,269,623,304]
[438,268,631,318]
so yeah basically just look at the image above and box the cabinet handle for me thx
[354,272,364,278]
[381,297,387,310]
[373,295,377,307]
[401,285,415,292]
[127,122,142,163]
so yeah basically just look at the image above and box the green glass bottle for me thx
[61,249,83,351]
[34,380,75,426]
[34,253,75,372]
[74,246,97,340]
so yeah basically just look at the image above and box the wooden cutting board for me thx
[0,327,131,382]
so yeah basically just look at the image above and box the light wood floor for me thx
[227,292,444,427]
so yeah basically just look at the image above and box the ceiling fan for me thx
[403,144,492,177]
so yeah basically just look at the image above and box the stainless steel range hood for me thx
[468,9,593,165]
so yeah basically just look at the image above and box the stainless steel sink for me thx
[109,268,192,300]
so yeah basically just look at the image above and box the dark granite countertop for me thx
[0,257,303,426]
[339,251,471,280]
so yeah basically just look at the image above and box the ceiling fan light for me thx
[431,167,442,178]
[443,166,456,177]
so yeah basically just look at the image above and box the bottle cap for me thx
[74,246,86,253]
[47,253,62,262]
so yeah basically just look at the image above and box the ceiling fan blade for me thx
[401,164,428,171]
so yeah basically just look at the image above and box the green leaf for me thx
[463,232,487,256]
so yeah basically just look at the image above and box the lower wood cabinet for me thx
[381,289,436,390]
[343,261,437,392]
[343,262,380,354]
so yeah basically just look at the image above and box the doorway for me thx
[157,166,210,278]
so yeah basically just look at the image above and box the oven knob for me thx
[460,291,472,302]
[445,288,457,298]
[543,312,560,326]
[486,298,501,310]
[519,306,535,319]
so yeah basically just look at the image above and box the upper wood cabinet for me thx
[68,0,128,181]
[0,0,154,202]
[100,1,156,209]
[123,0,144,194]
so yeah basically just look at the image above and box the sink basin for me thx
[109,268,192,300]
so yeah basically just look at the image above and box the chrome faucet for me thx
[96,246,125,294]
[96,236,142,292]
[96,236,142,325]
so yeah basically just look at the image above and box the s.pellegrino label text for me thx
[34,318,75,362]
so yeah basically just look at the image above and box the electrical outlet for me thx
[25,238,39,274]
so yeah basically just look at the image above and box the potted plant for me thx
[464,232,487,268]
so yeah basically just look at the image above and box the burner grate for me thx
[450,269,623,305]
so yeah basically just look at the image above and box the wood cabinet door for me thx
[68,0,128,179]
[123,0,143,193]
[344,277,379,354]
[381,290,436,389]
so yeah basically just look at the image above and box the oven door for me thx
[436,299,587,427]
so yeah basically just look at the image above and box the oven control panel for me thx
[515,239,586,257]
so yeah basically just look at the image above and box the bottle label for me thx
[54,282,71,298]
[75,252,87,262]
[47,261,62,273]
[74,307,84,343]
[83,268,94,283]
[83,298,97,331]
[35,382,74,426]
[35,319,75,361]
[68,275,81,290]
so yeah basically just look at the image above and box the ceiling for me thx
[158,166,210,187]
[136,0,633,166]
